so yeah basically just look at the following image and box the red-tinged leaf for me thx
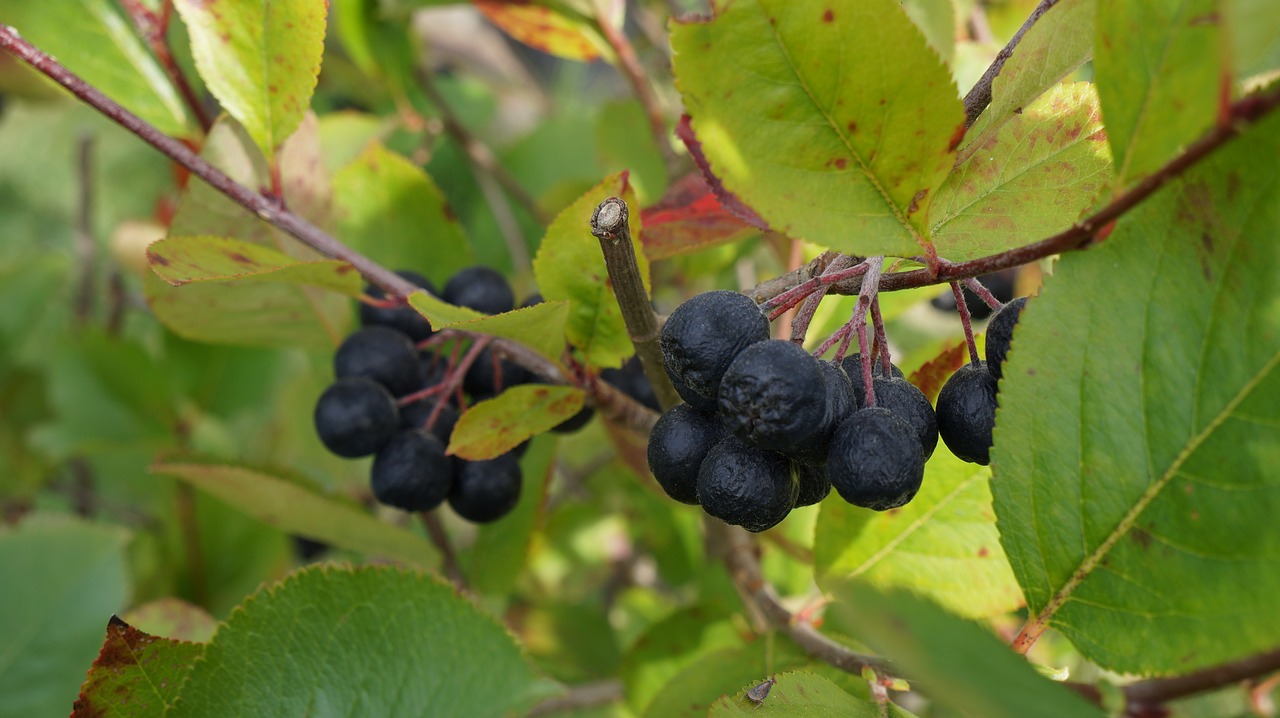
[474,1,605,62]
[675,115,769,230]
[148,235,360,294]
[639,173,762,260]
[71,616,202,718]
[448,385,585,460]
[907,339,970,405]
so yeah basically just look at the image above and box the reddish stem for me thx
[871,299,892,377]
[964,277,1004,311]
[950,282,981,364]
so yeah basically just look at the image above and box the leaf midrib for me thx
[753,0,920,243]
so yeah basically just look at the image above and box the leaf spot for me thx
[822,9,834,22]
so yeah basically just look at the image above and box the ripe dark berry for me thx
[359,270,437,342]
[718,340,826,452]
[827,407,925,511]
[443,266,515,315]
[985,296,1028,381]
[792,461,832,507]
[400,398,458,446]
[371,430,454,511]
[936,361,998,465]
[334,326,422,397]
[660,290,769,411]
[550,406,595,434]
[790,360,856,464]
[843,353,904,407]
[448,453,522,523]
[697,436,797,533]
[314,377,400,458]
[647,404,725,505]
[464,347,535,399]
[601,355,661,412]
[867,376,938,461]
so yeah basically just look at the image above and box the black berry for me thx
[697,436,797,533]
[334,326,422,397]
[867,376,938,461]
[314,377,400,458]
[985,296,1028,381]
[359,269,437,342]
[827,407,925,511]
[792,461,832,507]
[843,353,904,408]
[443,266,515,315]
[790,359,856,464]
[717,340,826,452]
[601,355,661,412]
[371,430,454,511]
[936,361,998,465]
[647,404,725,505]
[660,290,769,411]
[400,398,458,446]
[448,453,523,523]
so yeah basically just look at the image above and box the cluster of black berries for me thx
[936,297,1027,465]
[646,291,940,533]
[313,267,529,523]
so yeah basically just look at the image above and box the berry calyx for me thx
[443,266,516,315]
[314,377,400,458]
[936,361,999,465]
[985,296,1028,381]
[371,430,454,511]
[827,407,925,511]
[647,404,725,505]
[660,290,769,411]
[448,452,523,523]
[717,339,826,452]
[697,435,797,533]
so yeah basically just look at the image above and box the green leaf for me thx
[901,0,955,63]
[150,462,438,568]
[439,302,572,365]
[407,290,486,326]
[173,0,328,159]
[1095,0,1221,190]
[814,450,1023,620]
[0,516,130,718]
[709,671,913,717]
[1228,0,1280,79]
[167,565,560,717]
[0,0,191,136]
[467,435,556,596]
[449,385,585,460]
[532,172,648,368]
[148,235,362,294]
[931,83,1112,260]
[332,143,474,287]
[966,0,1096,142]
[991,112,1280,673]
[830,584,1105,718]
[623,609,744,715]
[70,617,201,718]
[671,0,963,257]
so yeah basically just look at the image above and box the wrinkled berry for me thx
[790,360,856,464]
[697,435,797,533]
[936,361,998,465]
[867,376,938,461]
[647,404,725,505]
[985,297,1028,381]
[792,461,832,507]
[827,407,925,511]
[718,340,826,452]
[660,291,769,410]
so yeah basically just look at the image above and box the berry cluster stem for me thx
[950,282,982,365]
[851,257,884,405]
[964,277,1004,312]
[870,299,892,378]
[762,255,865,320]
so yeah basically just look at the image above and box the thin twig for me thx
[591,0,683,179]
[526,679,623,717]
[417,68,550,227]
[1066,647,1280,714]
[419,511,469,592]
[964,277,1004,311]
[962,0,1062,127]
[870,299,892,377]
[949,282,981,364]
[73,133,95,322]
[708,519,894,676]
[0,29,675,435]
[591,196,682,411]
